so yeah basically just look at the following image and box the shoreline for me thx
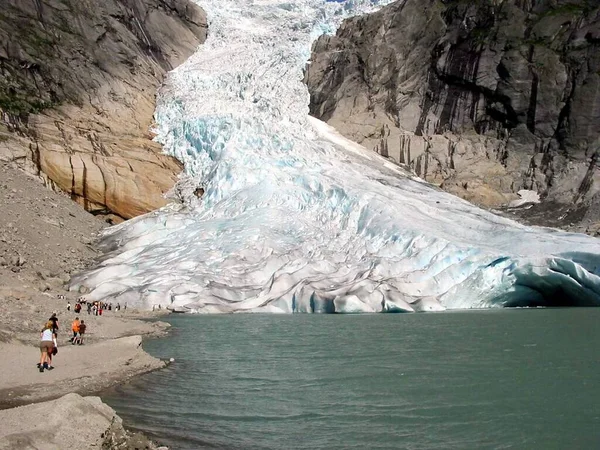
[0,279,175,449]
[0,318,170,410]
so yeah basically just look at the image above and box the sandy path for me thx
[0,335,165,408]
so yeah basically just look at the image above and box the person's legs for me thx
[39,342,53,371]
[47,349,55,369]
[45,348,52,369]
[39,347,46,371]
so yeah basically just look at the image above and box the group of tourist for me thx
[66,298,123,316]
[70,317,87,345]
[38,307,90,372]
[38,294,133,372]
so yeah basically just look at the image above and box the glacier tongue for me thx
[71,0,600,312]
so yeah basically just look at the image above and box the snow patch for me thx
[509,190,541,208]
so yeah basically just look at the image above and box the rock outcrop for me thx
[0,393,162,449]
[305,0,600,230]
[0,0,207,219]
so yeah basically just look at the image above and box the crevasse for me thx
[71,0,600,312]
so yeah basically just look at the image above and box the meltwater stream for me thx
[72,0,600,312]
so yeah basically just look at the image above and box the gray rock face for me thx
[0,393,161,450]
[305,0,600,230]
[0,0,207,219]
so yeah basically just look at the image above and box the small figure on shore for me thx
[38,321,55,372]
[71,317,80,343]
[87,302,92,315]
[74,302,81,314]
[67,301,71,312]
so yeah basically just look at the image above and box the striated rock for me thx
[0,0,207,219]
[305,0,600,227]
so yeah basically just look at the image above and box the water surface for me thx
[105,309,600,449]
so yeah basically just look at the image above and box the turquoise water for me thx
[104,310,600,449]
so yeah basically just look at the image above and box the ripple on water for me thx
[104,311,600,449]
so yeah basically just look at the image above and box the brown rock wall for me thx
[0,0,206,219]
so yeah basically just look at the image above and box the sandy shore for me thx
[0,334,165,409]
[0,164,173,449]
[0,309,173,449]
[0,311,173,449]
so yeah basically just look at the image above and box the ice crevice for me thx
[71,0,600,312]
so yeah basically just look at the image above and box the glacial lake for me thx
[104,309,600,449]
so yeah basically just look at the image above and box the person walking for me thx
[38,321,55,372]
[71,317,80,343]
[67,301,71,312]
[48,312,59,334]
[75,320,87,345]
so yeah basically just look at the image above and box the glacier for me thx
[71,0,600,313]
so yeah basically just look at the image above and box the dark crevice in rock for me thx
[68,155,76,200]
[553,68,578,152]
[525,45,538,134]
[575,151,599,203]
[31,142,41,175]
[82,158,89,211]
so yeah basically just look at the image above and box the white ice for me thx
[71,0,600,312]
[509,190,541,208]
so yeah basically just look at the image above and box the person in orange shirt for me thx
[71,317,80,343]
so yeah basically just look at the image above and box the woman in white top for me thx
[39,321,55,373]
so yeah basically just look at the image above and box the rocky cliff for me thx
[0,0,206,220]
[305,0,600,231]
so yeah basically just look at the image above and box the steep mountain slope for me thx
[305,0,600,232]
[0,0,206,220]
